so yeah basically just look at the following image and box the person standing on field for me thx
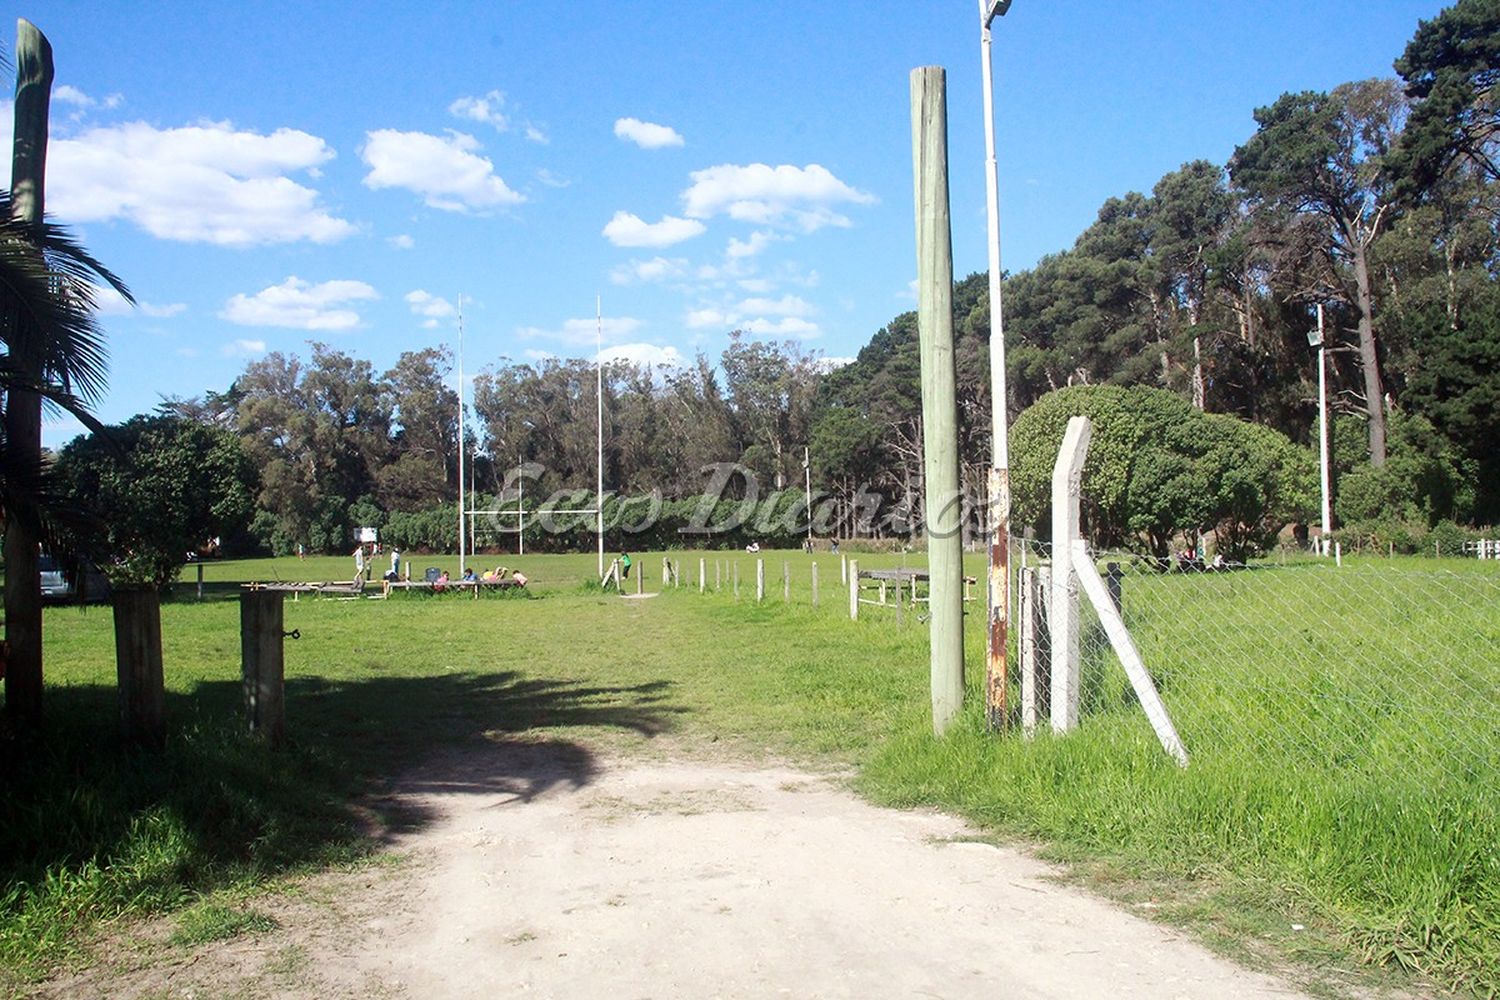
[620,551,632,580]
[354,544,366,582]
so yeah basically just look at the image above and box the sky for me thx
[5,1,1446,448]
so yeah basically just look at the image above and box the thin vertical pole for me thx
[596,296,605,579]
[804,447,813,545]
[1317,304,1332,556]
[812,561,820,607]
[979,0,1013,732]
[756,559,765,602]
[699,557,706,593]
[456,294,467,578]
[1050,416,1090,733]
[517,453,525,556]
[912,65,965,736]
[848,559,860,620]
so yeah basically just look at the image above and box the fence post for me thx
[756,559,765,602]
[812,561,820,607]
[734,561,740,599]
[241,589,286,746]
[841,553,848,585]
[699,557,706,593]
[848,559,860,620]
[637,564,644,595]
[662,558,670,588]
[783,561,790,601]
[1035,565,1052,724]
[1050,415,1091,733]
[1019,566,1038,738]
[895,576,904,627]
[716,560,722,591]
[1105,562,1123,613]
[112,587,165,748]
[674,560,681,588]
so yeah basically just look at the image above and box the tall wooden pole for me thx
[911,66,965,736]
[4,20,54,725]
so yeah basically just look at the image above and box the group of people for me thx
[432,564,527,592]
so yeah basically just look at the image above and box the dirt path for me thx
[46,739,1313,999]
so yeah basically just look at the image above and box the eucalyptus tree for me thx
[1230,80,1408,465]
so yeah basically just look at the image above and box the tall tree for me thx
[1231,80,1408,464]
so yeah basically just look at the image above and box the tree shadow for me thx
[0,669,683,916]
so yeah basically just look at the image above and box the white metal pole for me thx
[980,0,1014,731]
[1317,304,1332,556]
[804,446,812,544]
[517,453,525,557]
[596,295,605,579]
[457,293,467,577]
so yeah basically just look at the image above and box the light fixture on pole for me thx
[979,0,1014,731]
[1307,305,1333,556]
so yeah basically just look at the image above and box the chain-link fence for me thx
[1015,540,1500,785]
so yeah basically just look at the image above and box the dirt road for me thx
[47,739,1311,999]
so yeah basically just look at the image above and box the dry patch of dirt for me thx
[33,738,1319,999]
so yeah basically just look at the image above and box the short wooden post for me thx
[848,558,860,620]
[879,580,888,605]
[1050,416,1090,733]
[112,587,165,747]
[241,589,286,746]
[662,558,670,588]
[756,558,765,602]
[733,561,740,598]
[699,557,706,593]
[636,564,644,595]
[894,576,904,627]
[782,561,790,601]
[715,559,722,590]
[196,561,205,600]
[811,561,820,606]
[674,559,681,588]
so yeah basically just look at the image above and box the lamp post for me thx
[980,0,1014,731]
[1307,304,1332,555]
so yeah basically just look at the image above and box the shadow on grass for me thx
[0,669,683,964]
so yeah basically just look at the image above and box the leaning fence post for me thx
[848,558,860,620]
[241,588,286,746]
[1050,415,1091,733]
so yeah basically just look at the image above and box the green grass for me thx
[2,547,1496,996]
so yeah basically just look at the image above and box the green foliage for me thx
[1334,410,1474,527]
[55,415,257,588]
[1011,386,1315,558]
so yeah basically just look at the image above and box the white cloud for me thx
[525,124,549,145]
[29,119,354,245]
[613,117,684,149]
[726,230,778,258]
[221,277,378,331]
[610,256,689,285]
[686,308,733,329]
[742,316,820,338]
[406,289,457,328]
[223,338,267,357]
[737,294,813,317]
[361,129,525,212]
[53,85,123,111]
[602,343,683,368]
[737,279,774,293]
[536,168,570,188]
[388,233,415,249]
[601,211,705,248]
[90,284,187,318]
[682,163,875,232]
[449,90,509,130]
[517,315,643,347]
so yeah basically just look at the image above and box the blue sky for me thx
[8,1,1443,447]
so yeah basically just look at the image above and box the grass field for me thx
[2,546,1496,996]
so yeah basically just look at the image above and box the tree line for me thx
[52,0,1500,581]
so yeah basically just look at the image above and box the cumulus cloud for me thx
[223,338,267,357]
[742,316,820,338]
[53,85,123,111]
[686,308,733,330]
[517,315,643,347]
[601,343,683,368]
[610,256,689,285]
[535,168,570,188]
[387,233,415,249]
[737,294,813,317]
[685,304,819,338]
[601,211,705,248]
[682,163,875,232]
[448,90,509,130]
[221,277,378,331]
[726,230,778,258]
[406,289,457,328]
[361,129,525,212]
[613,117,684,149]
[90,284,187,318]
[27,119,354,245]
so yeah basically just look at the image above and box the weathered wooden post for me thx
[241,589,286,746]
[196,561,205,601]
[699,557,706,593]
[3,20,54,725]
[811,561,820,607]
[782,561,790,601]
[733,561,740,599]
[715,559,722,591]
[636,563,643,595]
[1050,416,1090,733]
[912,65,965,736]
[755,558,765,602]
[848,558,860,620]
[112,587,165,747]
[841,553,848,585]
[674,559,681,588]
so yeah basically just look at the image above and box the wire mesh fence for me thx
[1017,540,1500,787]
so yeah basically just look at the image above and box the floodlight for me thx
[1306,329,1322,348]
[984,1,1013,26]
